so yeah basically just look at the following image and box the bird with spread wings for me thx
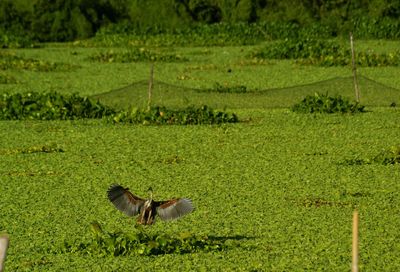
[107,184,194,225]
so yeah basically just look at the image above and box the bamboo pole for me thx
[147,63,154,111]
[350,32,360,103]
[352,210,359,272]
[0,235,9,272]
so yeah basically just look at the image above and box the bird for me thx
[107,184,194,225]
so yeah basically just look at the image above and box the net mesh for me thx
[91,76,400,109]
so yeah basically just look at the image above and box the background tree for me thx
[1,0,400,42]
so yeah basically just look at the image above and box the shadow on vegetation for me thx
[54,222,255,257]
[0,144,64,155]
[301,197,354,208]
[340,145,400,166]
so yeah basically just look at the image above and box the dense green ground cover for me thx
[0,109,399,271]
[0,39,399,271]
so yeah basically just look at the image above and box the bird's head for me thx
[147,187,153,200]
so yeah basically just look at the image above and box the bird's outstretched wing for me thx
[107,184,145,217]
[156,198,194,221]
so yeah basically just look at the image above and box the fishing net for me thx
[91,76,400,109]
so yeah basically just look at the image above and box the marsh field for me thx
[0,35,399,271]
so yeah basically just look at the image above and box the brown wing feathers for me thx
[107,184,194,224]
[107,184,145,217]
[156,198,194,221]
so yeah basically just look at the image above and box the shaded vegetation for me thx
[0,31,38,49]
[0,73,18,84]
[112,105,239,125]
[301,197,352,208]
[1,0,400,44]
[55,222,232,256]
[343,145,400,165]
[0,143,64,155]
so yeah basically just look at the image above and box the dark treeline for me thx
[1,0,400,42]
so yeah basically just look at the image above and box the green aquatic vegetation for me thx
[0,143,64,155]
[0,31,39,49]
[0,92,239,124]
[291,93,365,114]
[374,145,400,165]
[0,109,399,271]
[88,48,188,63]
[55,222,229,256]
[0,39,399,271]
[343,145,400,165]
[0,73,17,84]
[111,105,239,125]
[0,92,115,120]
[0,52,79,71]
[252,38,400,67]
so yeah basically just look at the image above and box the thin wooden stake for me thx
[0,235,9,272]
[147,63,154,111]
[352,210,359,272]
[350,32,360,103]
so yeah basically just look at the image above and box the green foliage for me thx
[291,93,365,114]
[252,39,342,60]
[111,105,239,125]
[31,0,123,42]
[0,0,34,48]
[0,52,79,71]
[0,29,38,49]
[0,92,115,120]
[373,145,400,165]
[352,17,400,39]
[1,0,400,43]
[92,21,332,47]
[342,145,400,165]
[252,38,400,67]
[128,0,192,29]
[185,0,223,23]
[228,0,258,22]
[0,92,238,125]
[88,48,188,63]
[92,23,260,47]
[0,73,17,84]
[299,50,400,67]
[57,222,227,256]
